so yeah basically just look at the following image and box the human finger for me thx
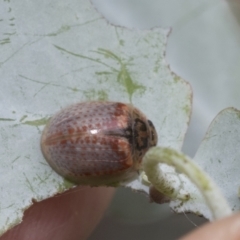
[1,186,115,240]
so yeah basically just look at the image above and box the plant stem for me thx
[143,147,232,220]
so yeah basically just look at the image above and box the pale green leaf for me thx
[171,108,240,219]
[0,0,191,235]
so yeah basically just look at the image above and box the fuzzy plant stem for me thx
[143,146,232,220]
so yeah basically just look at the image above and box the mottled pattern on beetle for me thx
[41,101,159,185]
[42,102,135,178]
[131,107,155,161]
[147,119,158,147]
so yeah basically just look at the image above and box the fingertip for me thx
[180,213,240,240]
[1,186,115,240]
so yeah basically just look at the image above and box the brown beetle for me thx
[41,101,158,186]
